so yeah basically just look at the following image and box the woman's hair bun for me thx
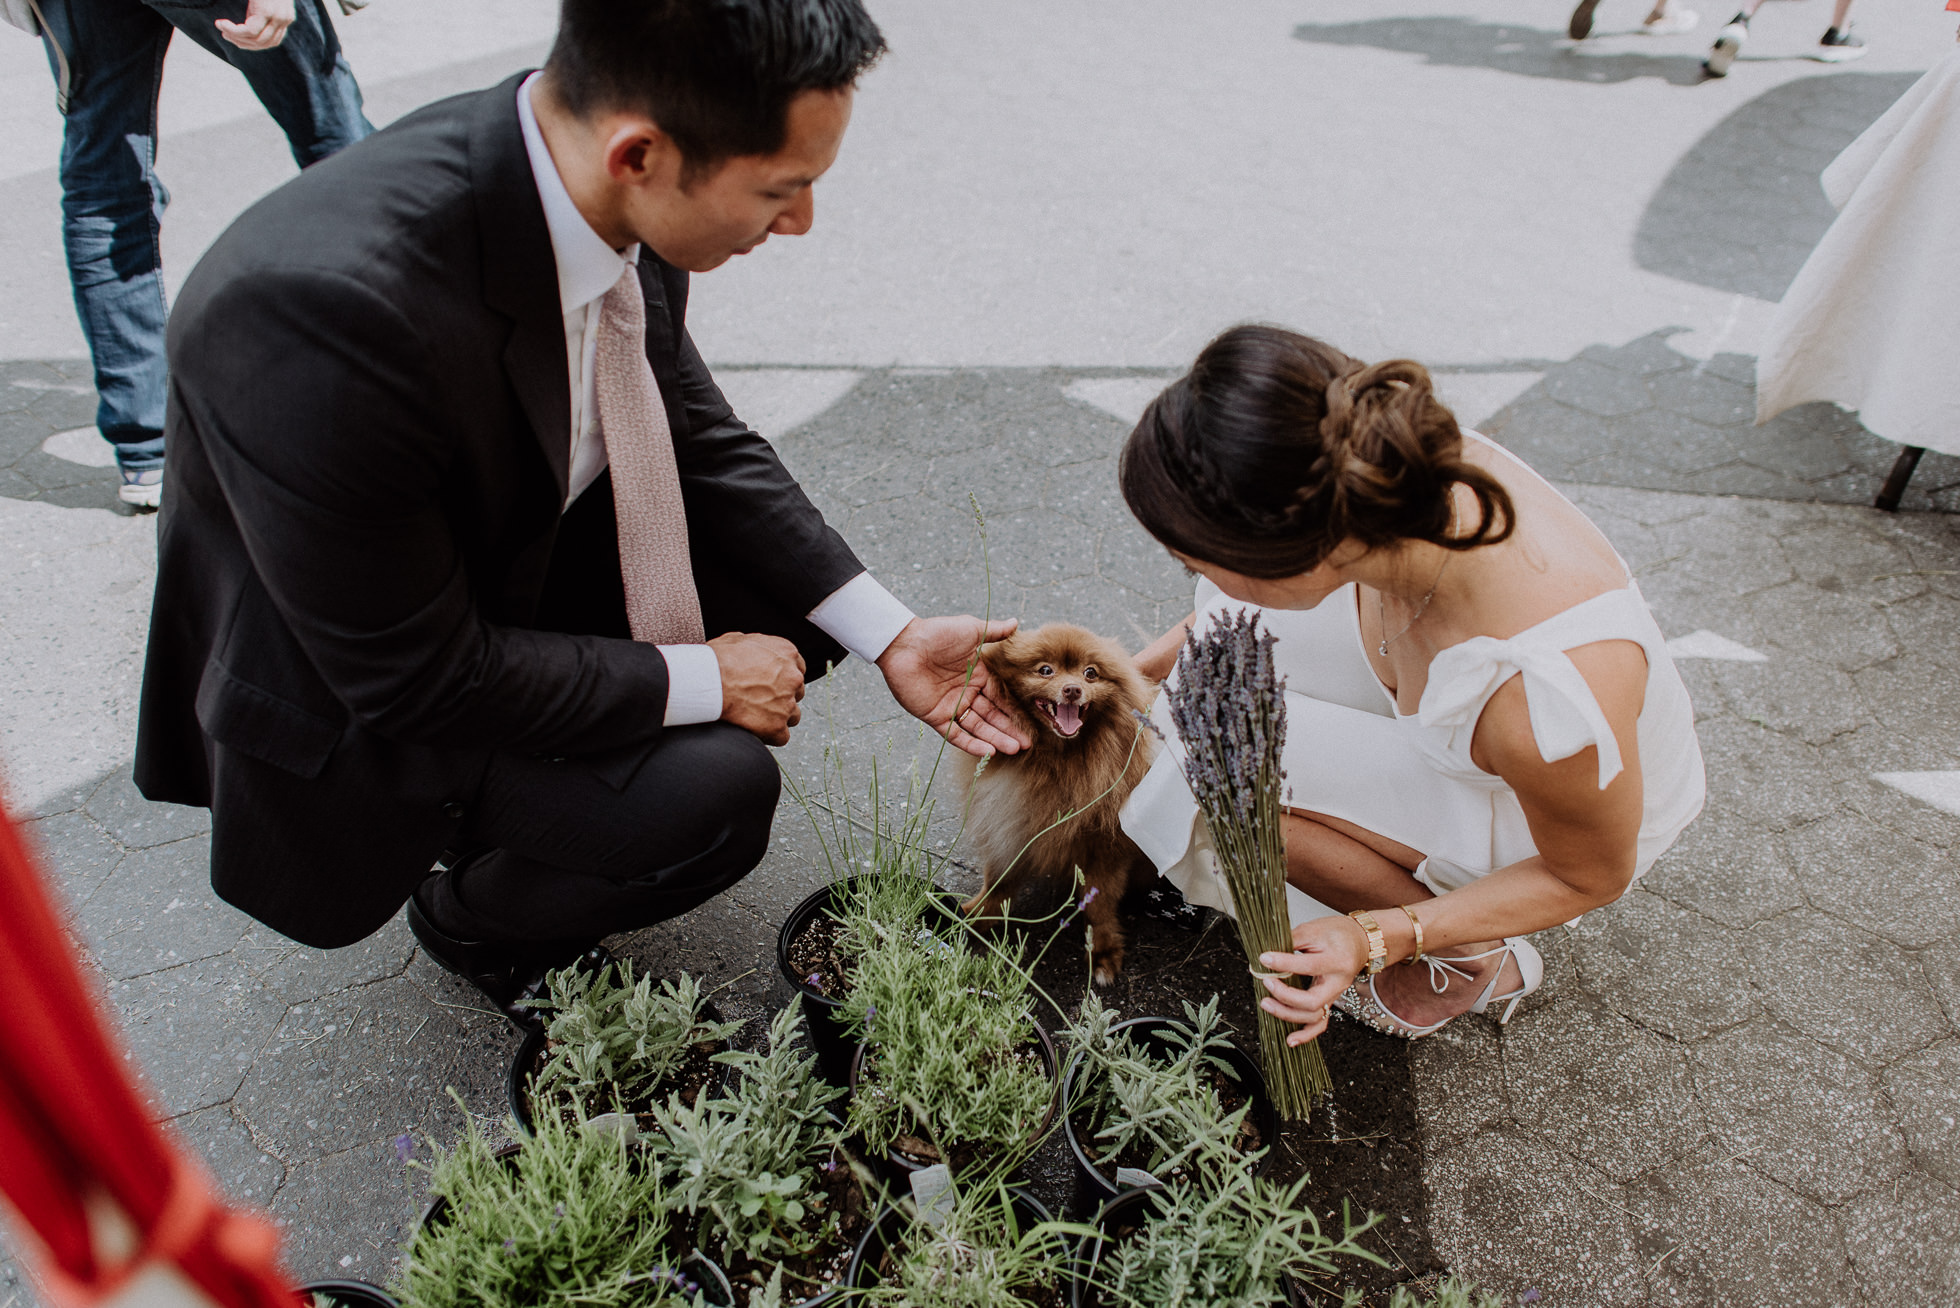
[1119,325,1515,578]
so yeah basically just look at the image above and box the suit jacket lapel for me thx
[470,73,571,505]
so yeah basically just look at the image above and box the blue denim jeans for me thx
[37,0,372,473]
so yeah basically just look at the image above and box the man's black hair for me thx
[545,0,886,175]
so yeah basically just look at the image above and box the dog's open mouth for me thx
[1034,698,1084,739]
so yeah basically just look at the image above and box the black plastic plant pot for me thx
[296,1280,398,1308]
[848,1020,1060,1183]
[846,1187,1055,1293]
[1069,1188,1305,1308]
[775,875,966,1087]
[1061,1016,1279,1206]
[506,999,733,1137]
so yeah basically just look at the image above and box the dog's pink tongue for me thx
[1054,701,1084,737]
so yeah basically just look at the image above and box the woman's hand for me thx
[1256,914,1369,1045]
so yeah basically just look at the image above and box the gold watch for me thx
[1348,910,1388,976]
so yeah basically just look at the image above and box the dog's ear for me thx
[978,631,1023,675]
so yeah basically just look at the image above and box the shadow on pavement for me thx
[1482,329,1960,511]
[1635,71,1920,300]
[0,358,126,511]
[1291,16,1708,86]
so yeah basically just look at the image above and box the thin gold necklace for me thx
[1376,506,1458,657]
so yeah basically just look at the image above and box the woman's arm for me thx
[1255,640,1650,1041]
[1134,611,1196,683]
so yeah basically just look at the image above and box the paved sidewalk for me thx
[5,1,1960,1304]
[4,361,1958,1307]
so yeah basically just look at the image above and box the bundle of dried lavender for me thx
[1161,610,1331,1118]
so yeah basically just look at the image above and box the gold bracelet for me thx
[1348,910,1388,976]
[1397,904,1425,963]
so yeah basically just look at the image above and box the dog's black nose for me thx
[1062,685,1083,703]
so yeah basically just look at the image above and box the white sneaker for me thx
[118,467,162,510]
[1641,7,1699,34]
[1811,25,1867,61]
[1703,18,1747,76]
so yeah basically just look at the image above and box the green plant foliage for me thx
[840,910,1053,1163]
[525,963,743,1121]
[1088,1170,1382,1308]
[858,1184,1088,1308]
[1067,993,1254,1180]
[653,1006,850,1267]
[826,857,947,970]
[1383,1275,1508,1308]
[394,1099,709,1308]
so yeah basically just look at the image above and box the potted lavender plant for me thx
[397,1097,727,1308]
[839,894,1058,1178]
[508,963,741,1136]
[651,1007,871,1306]
[1070,1171,1380,1308]
[1061,993,1278,1203]
[846,1180,1082,1306]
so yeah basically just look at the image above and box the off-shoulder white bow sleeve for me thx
[1416,637,1624,789]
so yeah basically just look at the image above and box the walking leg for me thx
[37,0,174,480]
[145,0,372,165]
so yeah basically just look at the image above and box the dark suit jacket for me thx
[135,74,863,948]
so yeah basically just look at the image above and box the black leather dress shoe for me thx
[406,894,611,1029]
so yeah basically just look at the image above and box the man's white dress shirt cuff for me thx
[807,572,916,664]
[658,644,724,726]
[656,574,913,728]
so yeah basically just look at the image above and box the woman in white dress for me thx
[1117,326,1705,1040]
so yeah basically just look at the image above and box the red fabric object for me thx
[0,790,297,1308]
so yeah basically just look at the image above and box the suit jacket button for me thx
[441,801,465,819]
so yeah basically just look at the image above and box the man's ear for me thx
[601,119,682,187]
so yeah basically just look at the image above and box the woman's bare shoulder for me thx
[1461,437,1631,612]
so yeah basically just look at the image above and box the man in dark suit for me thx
[134,0,1028,1024]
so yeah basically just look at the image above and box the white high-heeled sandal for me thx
[1333,936,1545,1038]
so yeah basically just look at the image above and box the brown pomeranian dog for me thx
[961,624,1157,985]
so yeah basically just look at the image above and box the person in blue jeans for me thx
[32,0,370,508]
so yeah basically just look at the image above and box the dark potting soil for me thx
[722,1161,872,1301]
[785,911,854,1001]
[1070,1060,1264,1183]
[527,1032,721,1130]
[1017,907,1444,1307]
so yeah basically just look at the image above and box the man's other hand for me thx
[711,632,806,746]
[877,616,1031,759]
[216,0,296,50]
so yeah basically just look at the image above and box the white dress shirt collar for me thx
[515,72,637,314]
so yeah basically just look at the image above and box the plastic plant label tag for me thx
[909,1163,955,1227]
[581,1112,639,1144]
[912,926,957,957]
[1115,1167,1161,1189]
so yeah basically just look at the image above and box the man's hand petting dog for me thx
[877,616,1031,759]
[711,632,806,746]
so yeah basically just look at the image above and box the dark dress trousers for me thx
[134,73,861,950]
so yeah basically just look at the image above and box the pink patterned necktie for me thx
[593,262,705,645]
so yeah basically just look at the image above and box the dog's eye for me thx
[1083,666,1099,682]
[1036,664,1054,677]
